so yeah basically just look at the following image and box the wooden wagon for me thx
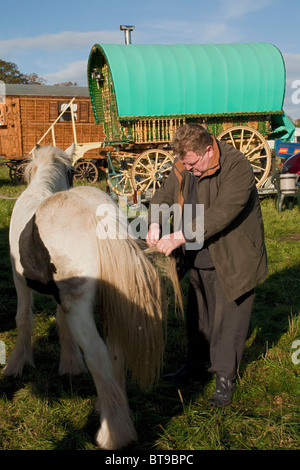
[87,41,295,199]
[0,84,105,184]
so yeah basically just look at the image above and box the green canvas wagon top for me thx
[88,42,294,144]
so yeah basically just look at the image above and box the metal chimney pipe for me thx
[120,25,135,44]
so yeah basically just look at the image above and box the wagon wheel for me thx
[217,126,271,187]
[9,162,28,185]
[131,149,174,196]
[74,161,98,184]
[107,156,135,196]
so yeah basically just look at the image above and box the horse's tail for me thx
[95,232,168,391]
[142,244,184,319]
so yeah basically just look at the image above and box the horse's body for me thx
[4,146,173,449]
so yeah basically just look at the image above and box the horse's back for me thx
[69,186,115,211]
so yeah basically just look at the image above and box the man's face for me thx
[181,146,213,176]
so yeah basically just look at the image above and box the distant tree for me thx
[23,73,46,85]
[53,81,78,86]
[0,59,45,84]
[0,59,28,83]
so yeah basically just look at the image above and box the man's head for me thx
[171,123,214,176]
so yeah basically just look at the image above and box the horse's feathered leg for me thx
[3,275,35,377]
[56,305,87,376]
[65,298,137,450]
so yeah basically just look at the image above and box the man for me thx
[146,123,268,407]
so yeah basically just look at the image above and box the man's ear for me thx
[207,145,214,159]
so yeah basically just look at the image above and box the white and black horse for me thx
[4,145,181,449]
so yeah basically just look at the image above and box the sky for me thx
[1,0,300,119]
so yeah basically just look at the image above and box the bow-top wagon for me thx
[87,41,294,199]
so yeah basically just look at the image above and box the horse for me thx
[4,145,182,450]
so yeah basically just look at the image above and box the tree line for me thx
[0,59,77,87]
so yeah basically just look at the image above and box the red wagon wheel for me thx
[131,149,174,197]
[74,161,98,184]
[217,126,272,188]
[9,162,28,185]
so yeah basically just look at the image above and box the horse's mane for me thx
[25,146,73,189]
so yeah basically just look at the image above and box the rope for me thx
[0,195,18,200]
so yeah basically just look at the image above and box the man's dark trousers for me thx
[186,268,254,381]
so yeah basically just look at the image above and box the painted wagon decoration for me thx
[88,41,294,198]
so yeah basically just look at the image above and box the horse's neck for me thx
[31,166,68,195]
[21,185,52,209]
[11,185,50,234]
[9,163,69,273]
[11,172,66,239]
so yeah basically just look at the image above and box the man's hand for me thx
[146,224,186,256]
[156,230,186,257]
[146,223,161,247]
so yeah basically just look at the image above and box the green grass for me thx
[0,164,299,450]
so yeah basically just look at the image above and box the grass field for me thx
[0,163,299,451]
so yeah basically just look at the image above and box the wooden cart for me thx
[87,42,295,199]
[0,84,105,184]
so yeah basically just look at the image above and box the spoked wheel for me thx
[131,149,174,196]
[217,126,272,187]
[107,154,136,196]
[74,161,98,184]
[9,161,28,184]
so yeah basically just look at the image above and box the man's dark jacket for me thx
[148,136,268,302]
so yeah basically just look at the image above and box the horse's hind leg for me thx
[56,305,86,375]
[106,336,126,390]
[3,276,34,377]
[65,300,137,450]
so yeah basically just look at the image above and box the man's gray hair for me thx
[171,123,213,159]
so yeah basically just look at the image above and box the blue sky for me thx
[1,0,300,118]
